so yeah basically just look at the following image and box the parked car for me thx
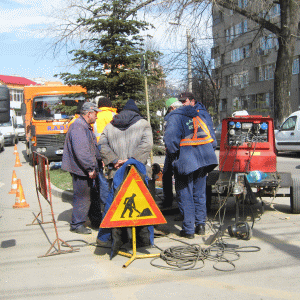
[0,132,4,152]
[214,123,222,149]
[16,124,25,141]
[275,110,300,152]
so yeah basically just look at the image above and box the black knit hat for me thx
[123,99,140,113]
[98,97,112,108]
[178,92,195,101]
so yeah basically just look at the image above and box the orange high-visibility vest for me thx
[180,116,214,146]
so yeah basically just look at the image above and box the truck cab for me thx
[22,84,86,162]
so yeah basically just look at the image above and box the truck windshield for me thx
[33,95,85,120]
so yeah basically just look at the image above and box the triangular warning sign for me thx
[100,165,167,228]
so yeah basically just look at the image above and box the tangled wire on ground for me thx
[151,237,260,271]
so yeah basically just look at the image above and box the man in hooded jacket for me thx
[96,99,154,250]
[164,102,218,239]
[98,98,153,179]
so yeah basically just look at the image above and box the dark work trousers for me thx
[174,167,207,235]
[71,173,102,230]
[162,153,174,207]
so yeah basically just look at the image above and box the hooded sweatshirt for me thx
[99,100,153,179]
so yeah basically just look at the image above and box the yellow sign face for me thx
[110,179,156,221]
[100,165,166,228]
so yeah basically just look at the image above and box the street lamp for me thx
[169,22,192,93]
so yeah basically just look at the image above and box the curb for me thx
[50,183,73,201]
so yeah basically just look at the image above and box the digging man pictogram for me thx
[120,193,140,218]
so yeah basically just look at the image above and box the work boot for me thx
[179,230,194,239]
[70,225,92,234]
[195,224,205,235]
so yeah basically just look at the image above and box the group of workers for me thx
[61,92,217,245]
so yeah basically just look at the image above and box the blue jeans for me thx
[174,168,207,235]
[98,165,109,206]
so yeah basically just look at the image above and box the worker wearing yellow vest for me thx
[94,97,117,143]
[94,97,117,206]
[164,92,218,239]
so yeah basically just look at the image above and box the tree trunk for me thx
[273,0,299,125]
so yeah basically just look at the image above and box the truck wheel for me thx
[15,136,18,145]
[29,152,33,166]
[206,171,219,213]
[26,144,30,157]
[291,177,300,214]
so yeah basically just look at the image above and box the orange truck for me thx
[21,83,86,162]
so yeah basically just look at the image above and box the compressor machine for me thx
[206,115,300,239]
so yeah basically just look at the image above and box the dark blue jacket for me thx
[164,106,218,175]
[62,116,101,176]
[194,101,217,149]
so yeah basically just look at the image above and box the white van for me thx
[275,111,300,152]
[0,109,18,146]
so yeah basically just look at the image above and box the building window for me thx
[213,56,221,68]
[238,0,248,9]
[232,97,241,110]
[220,99,227,112]
[241,95,249,110]
[292,58,299,75]
[213,10,223,25]
[256,64,275,81]
[253,93,273,109]
[231,44,251,63]
[243,20,248,33]
[270,4,280,18]
[9,89,23,102]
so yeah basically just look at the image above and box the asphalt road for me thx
[1,143,300,299]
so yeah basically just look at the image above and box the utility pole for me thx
[169,22,193,93]
[187,28,192,93]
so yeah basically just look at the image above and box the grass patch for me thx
[49,168,73,192]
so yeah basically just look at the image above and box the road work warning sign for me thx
[100,165,167,228]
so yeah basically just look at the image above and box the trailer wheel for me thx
[206,184,212,212]
[206,171,219,213]
[291,177,300,214]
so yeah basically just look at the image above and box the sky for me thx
[0,0,212,85]
[0,0,65,81]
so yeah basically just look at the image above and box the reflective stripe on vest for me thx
[180,116,214,146]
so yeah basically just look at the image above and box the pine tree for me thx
[58,0,164,112]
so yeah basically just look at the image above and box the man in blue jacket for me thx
[178,92,217,148]
[164,94,218,239]
[62,102,102,234]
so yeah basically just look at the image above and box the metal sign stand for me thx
[27,152,79,257]
[118,226,160,268]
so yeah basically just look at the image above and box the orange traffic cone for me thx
[13,179,29,208]
[8,170,18,194]
[13,144,18,155]
[14,152,22,167]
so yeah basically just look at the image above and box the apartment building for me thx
[211,1,300,121]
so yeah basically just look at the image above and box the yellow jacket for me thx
[94,107,117,142]
[68,114,80,127]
